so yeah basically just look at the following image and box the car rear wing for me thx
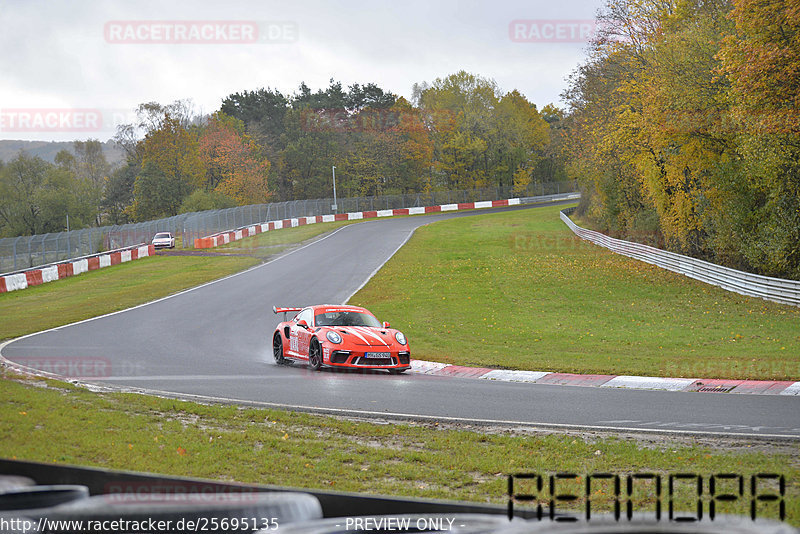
[273,306,302,321]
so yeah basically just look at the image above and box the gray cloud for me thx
[0,0,605,141]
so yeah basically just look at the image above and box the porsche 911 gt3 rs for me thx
[272,305,410,373]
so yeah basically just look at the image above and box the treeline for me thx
[0,72,565,238]
[0,142,108,236]
[221,74,562,202]
[563,0,800,279]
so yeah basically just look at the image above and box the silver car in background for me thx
[151,232,175,249]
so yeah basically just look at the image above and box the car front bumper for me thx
[326,349,411,369]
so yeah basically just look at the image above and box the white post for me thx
[332,165,338,214]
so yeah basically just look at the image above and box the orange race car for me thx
[272,305,411,373]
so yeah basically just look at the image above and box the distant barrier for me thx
[0,181,578,274]
[0,244,154,294]
[194,199,524,249]
[560,207,800,307]
[194,192,583,249]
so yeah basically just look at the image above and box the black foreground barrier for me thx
[1,459,796,533]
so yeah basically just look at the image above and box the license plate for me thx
[364,352,391,358]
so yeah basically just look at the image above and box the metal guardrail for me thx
[560,207,800,307]
[520,192,581,205]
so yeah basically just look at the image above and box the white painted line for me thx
[481,370,550,382]
[62,382,800,440]
[377,210,393,217]
[321,215,335,223]
[601,375,697,391]
[0,225,355,359]
[408,207,425,215]
[342,226,418,304]
[474,200,493,209]
[98,375,279,381]
[509,198,521,205]
[440,204,458,211]
[99,255,111,268]
[121,250,132,263]
[348,212,363,220]
[779,382,800,396]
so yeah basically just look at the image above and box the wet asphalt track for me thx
[2,203,799,439]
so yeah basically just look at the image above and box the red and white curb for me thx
[0,244,155,294]
[194,198,524,249]
[408,360,800,396]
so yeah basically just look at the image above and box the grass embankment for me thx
[351,204,800,380]
[1,374,797,522]
[0,221,354,342]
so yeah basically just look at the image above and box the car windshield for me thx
[315,311,382,328]
[154,233,170,239]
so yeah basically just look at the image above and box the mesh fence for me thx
[0,180,578,274]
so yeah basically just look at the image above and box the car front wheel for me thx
[308,339,322,371]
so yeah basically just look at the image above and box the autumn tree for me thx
[715,0,800,277]
[414,71,552,192]
[130,114,204,220]
[197,112,271,205]
[562,0,800,278]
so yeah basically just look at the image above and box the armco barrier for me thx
[194,198,526,249]
[560,208,800,307]
[0,244,154,294]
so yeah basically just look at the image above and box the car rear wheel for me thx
[308,339,322,371]
[273,332,286,365]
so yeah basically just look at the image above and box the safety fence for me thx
[560,207,800,307]
[194,198,528,249]
[0,244,154,294]
[181,182,577,251]
[0,217,182,274]
[0,181,578,274]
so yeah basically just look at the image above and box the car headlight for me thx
[395,332,407,345]
[326,331,342,344]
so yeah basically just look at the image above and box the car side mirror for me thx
[382,321,391,328]
[297,320,309,329]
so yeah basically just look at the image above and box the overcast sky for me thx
[0,0,606,142]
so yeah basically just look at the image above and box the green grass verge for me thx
[350,204,800,380]
[1,374,797,523]
[0,221,355,342]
